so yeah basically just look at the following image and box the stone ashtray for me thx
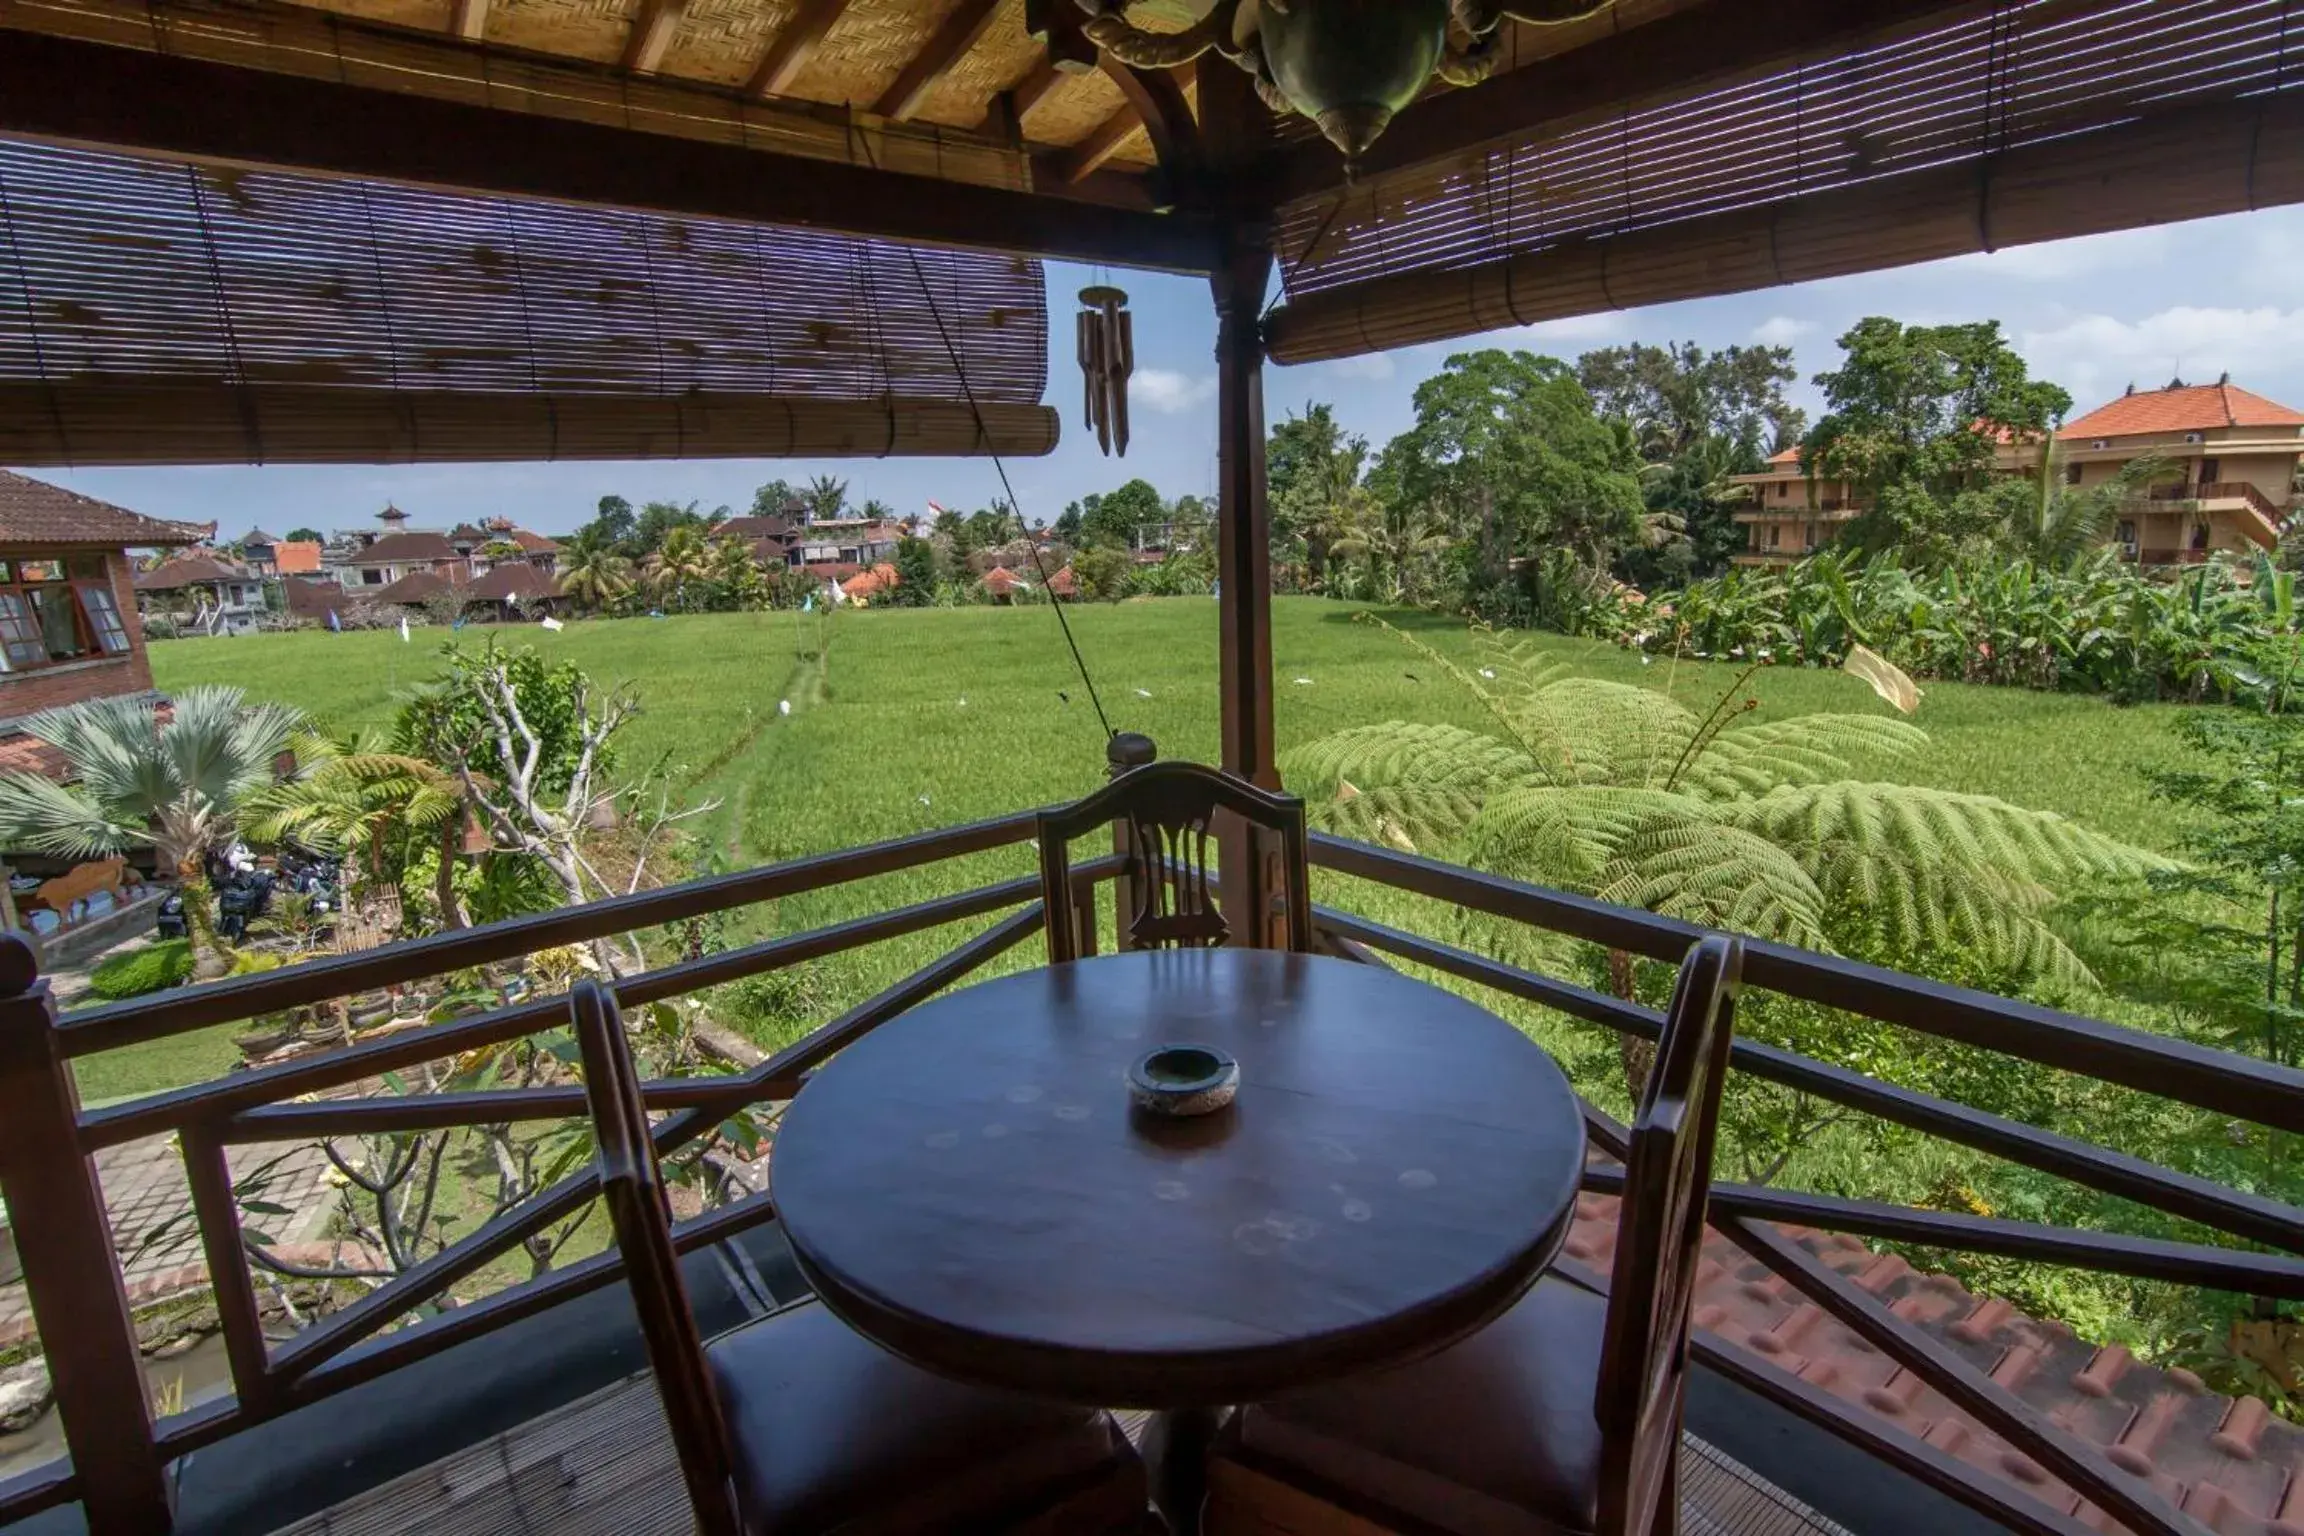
[1129,1044,1240,1118]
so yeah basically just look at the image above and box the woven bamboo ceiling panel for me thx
[1265,0,2304,362]
[1277,0,2303,296]
[0,137,1058,464]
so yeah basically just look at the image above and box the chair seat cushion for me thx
[704,1299,1124,1534]
[1237,1275,1609,1536]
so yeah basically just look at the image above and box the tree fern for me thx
[1291,624,2171,995]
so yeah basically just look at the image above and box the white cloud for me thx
[1322,353,1397,381]
[1750,316,1816,347]
[2017,306,2304,410]
[1130,368,1217,414]
[1928,223,2178,283]
[1514,312,1629,344]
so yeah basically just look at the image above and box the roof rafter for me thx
[876,0,1005,122]
[1269,0,1988,203]
[620,0,686,74]
[448,0,487,42]
[1061,59,1195,186]
[0,30,1225,273]
[747,0,850,99]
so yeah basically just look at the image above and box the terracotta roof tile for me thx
[2062,382,2304,440]
[280,577,345,618]
[1563,1193,2304,1533]
[0,472,205,548]
[466,563,560,602]
[841,561,899,597]
[346,532,459,564]
[715,515,798,541]
[272,541,324,575]
[508,529,560,554]
[371,569,465,603]
[134,554,251,591]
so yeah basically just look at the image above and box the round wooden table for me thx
[772,948,1587,1425]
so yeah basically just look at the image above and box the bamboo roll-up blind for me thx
[0,0,1034,194]
[1266,89,2304,365]
[1270,0,2304,320]
[0,386,1060,464]
[0,138,1057,463]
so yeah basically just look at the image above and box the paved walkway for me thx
[1,1134,336,1348]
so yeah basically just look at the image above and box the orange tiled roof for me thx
[1563,1192,2304,1532]
[2061,381,2304,440]
[1767,446,1802,465]
[272,541,324,575]
[0,472,205,549]
[841,562,899,598]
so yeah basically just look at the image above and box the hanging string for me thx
[852,132,1116,741]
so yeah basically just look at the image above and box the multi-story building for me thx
[1726,377,2304,569]
[1728,450,1865,567]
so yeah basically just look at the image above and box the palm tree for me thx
[646,524,714,611]
[244,730,473,930]
[0,689,305,979]
[803,474,849,524]
[708,535,768,610]
[1335,501,1451,603]
[2003,438,2165,567]
[559,535,634,614]
[1286,624,2166,1084]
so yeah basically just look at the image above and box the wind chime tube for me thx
[1076,285,1133,458]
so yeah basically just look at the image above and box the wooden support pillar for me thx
[1200,59,1279,947]
[0,935,171,1533]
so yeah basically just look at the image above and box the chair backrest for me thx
[569,980,739,1536]
[1036,760,1312,963]
[1595,935,1741,1536]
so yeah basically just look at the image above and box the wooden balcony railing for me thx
[2,798,2301,1536]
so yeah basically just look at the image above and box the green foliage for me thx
[890,535,940,606]
[1628,548,2289,703]
[1070,478,1167,551]
[395,641,606,796]
[88,939,195,999]
[1070,546,1133,601]
[1285,619,2164,991]
[283,526,324,544]
[1804,318,2073,558]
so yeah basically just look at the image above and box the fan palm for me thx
[244,729,473,930]
[1285,623,2168,996]
[0,688,305,979]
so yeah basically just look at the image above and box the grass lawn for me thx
[139,597,2206,1060]
[153,596,2199,859]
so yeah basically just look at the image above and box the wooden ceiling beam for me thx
[1062,59,1195,186]
[620,0,685,73]
[1269,0,1989,202]
[981,3,1095,134]
[448,0,488,43]
[747,0,848,99]
[0,30,1225,273]
[875,0,1004,122]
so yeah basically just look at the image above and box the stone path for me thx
[0,1134,336,1349]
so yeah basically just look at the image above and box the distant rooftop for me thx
[2061,379,2304,440]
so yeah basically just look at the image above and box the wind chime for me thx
[1076,284,1133,457]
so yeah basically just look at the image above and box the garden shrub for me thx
[87,939,194,999]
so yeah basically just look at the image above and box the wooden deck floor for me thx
[263,1371,1854,1536]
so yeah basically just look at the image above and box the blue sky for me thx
[41,206,2304,538]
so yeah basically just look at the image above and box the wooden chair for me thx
[1206,936,1742,1536]
[1036,761,1312,963]
[568,980,1147,1535]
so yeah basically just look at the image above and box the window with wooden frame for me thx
[0,555,131,672]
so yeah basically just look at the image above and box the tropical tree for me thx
[1268,402,1373,590]
[708,535,768,610]
[245,729,472,930]
[0,689,305,978]
[646,524,715,611]
[1995,440,2166,567]
[1285,624,2167,1017]
[803,474,849,523]
[1334,500,1451,604]
[284,526,325,544]
[559,534,635,614]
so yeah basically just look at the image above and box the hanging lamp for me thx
[1065,0,1616,163]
